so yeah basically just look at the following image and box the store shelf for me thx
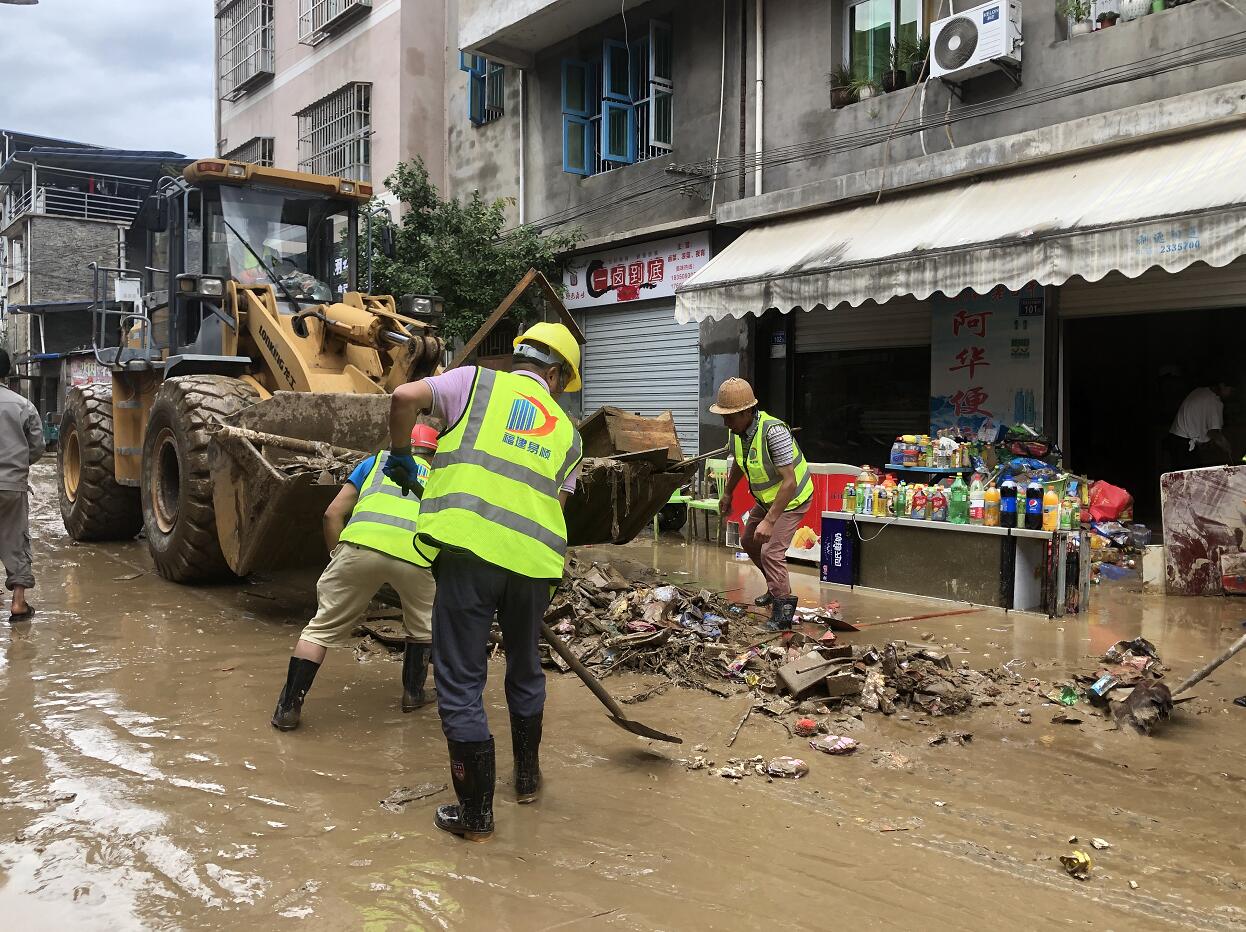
[1010,527,1061,539]
[823,511,1010,536]
[882,464,974,474]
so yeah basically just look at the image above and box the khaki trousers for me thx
[298,542,434,648]
[0,490,33,591]
[740,499,811,599]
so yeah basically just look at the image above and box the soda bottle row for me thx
[843,470,1084,531]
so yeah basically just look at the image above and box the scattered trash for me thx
[1051,710,1084,725]
[1017,709,1032,724]
[1129,880,1139,890]
[809,734,858,755]
[927,731,972,747]
[1060,850,1093,881]
[766,756,809,778]
[379,783,447,813]
[1090,837,1112,850]
[718,766,746,780]
[1112,680,1173,735]
[933,800,946,807]
[793,717,819,737]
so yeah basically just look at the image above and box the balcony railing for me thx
[299,0,371,45]
[7,185,143,225]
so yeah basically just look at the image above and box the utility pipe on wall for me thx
[518,69,526,225]
[754,0,764,197]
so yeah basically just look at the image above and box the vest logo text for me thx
[503,394,556,460]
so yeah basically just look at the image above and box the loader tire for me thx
[141,375,259,582]
[59,383,144,541]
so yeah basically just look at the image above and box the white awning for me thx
[675,126,1246,323]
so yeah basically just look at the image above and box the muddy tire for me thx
[58,384,144,541]
[141,375,259,582]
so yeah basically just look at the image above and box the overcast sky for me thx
[0,0,213,156]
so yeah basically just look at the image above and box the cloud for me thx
[0,0,213,156]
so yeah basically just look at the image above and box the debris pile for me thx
[1074,637,1177,734]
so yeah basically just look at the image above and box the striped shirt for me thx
[742,413,796,467]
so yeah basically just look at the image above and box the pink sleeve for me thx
[424,367,477,425]
[562,460,582,494]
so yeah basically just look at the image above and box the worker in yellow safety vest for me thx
[384,321,583,843]
[270,424,441,731]
[712,377,813,631]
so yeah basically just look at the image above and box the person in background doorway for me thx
[711,377,813,631]
[270,424,441,731]
[0,350,44,620]
[1166,374,1235,470]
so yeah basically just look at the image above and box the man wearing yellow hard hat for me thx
[385,321,583,843]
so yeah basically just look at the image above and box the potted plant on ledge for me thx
[907,34,931,84]
[1096,9,1120,27]
[829,66,855,109]
[1059,0,1093,35]
[882,42,910,93]
[852,73,881,102]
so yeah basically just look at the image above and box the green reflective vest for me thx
[338,451,436,568]
[417,368,582,580]
[732,410,813,511]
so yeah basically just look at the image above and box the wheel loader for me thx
[58,159,445,581]
[58,159,701,584]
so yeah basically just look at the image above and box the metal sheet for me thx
[1059,257,1246,318]
[794,297,930,353]
[676,126,1246,323]
[580,301,700,454]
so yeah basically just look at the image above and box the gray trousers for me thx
[0,490,33,591]
[432,551,551,743]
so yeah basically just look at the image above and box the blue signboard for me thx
[820,516,855,586]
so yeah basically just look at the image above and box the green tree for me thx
[365,159,580,344]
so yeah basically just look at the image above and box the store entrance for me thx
[1063,308,1246,526]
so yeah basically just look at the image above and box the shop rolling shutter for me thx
[1059,258,1246,318]
[580,301,700,456]
[794,298,931,352]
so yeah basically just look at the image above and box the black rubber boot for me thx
[753,592,774,607]
[435,738,496,842]
[401,642,432,712]
[767,596,798,631]
[510,712,543,804]
[271,657,320,731]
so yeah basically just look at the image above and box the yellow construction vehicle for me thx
[57,159,444,581]
[58,161,701,584]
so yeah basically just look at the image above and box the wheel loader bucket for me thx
[209,393,704,577]
[209,392,390,577]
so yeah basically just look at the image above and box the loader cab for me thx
[132,160,365,360]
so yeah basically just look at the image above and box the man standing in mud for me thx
[385,322,583,843]
[0,350,44,620]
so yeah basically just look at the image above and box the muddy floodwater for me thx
[1,464,1244,930]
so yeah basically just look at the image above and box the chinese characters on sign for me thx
[562,232,712,309]
[930,283,1045,434]
[1135,222,1201,258]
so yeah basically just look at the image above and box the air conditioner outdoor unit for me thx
[929,0,1022,82]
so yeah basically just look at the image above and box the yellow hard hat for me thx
[514,322,582,392]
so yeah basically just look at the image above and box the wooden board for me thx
[579,406,683,462]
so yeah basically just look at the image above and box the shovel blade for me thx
[608,714,683,744]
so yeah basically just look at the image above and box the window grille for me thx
[217,0,274,100]
[299,0,372,45]
[460,55,505,125]
[296,83,373,181]
[224,136,275,167]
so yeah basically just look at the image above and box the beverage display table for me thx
[819,511,1090,617]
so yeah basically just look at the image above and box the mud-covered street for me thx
[0,463,1244,930]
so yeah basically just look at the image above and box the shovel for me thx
[541,621,683,744]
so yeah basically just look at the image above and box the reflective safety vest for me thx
[732,410,813,511]
[416,368,582,580]
[338,451,436,568]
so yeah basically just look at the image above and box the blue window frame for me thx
[560,22,671,176]
[460,52,504,126]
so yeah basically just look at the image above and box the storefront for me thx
[676,127,1246,528]
[563,233,712,457]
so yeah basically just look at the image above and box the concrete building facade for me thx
[452,0,1246,522]
[214,0,448,195]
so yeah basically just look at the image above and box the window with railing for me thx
[8,180,143,224]
[217,0,274,101]
[225,136,276,167]
[459,54,506,126]
[299,0,372,45]
[296,83,372,181]
[561,21,672,177]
